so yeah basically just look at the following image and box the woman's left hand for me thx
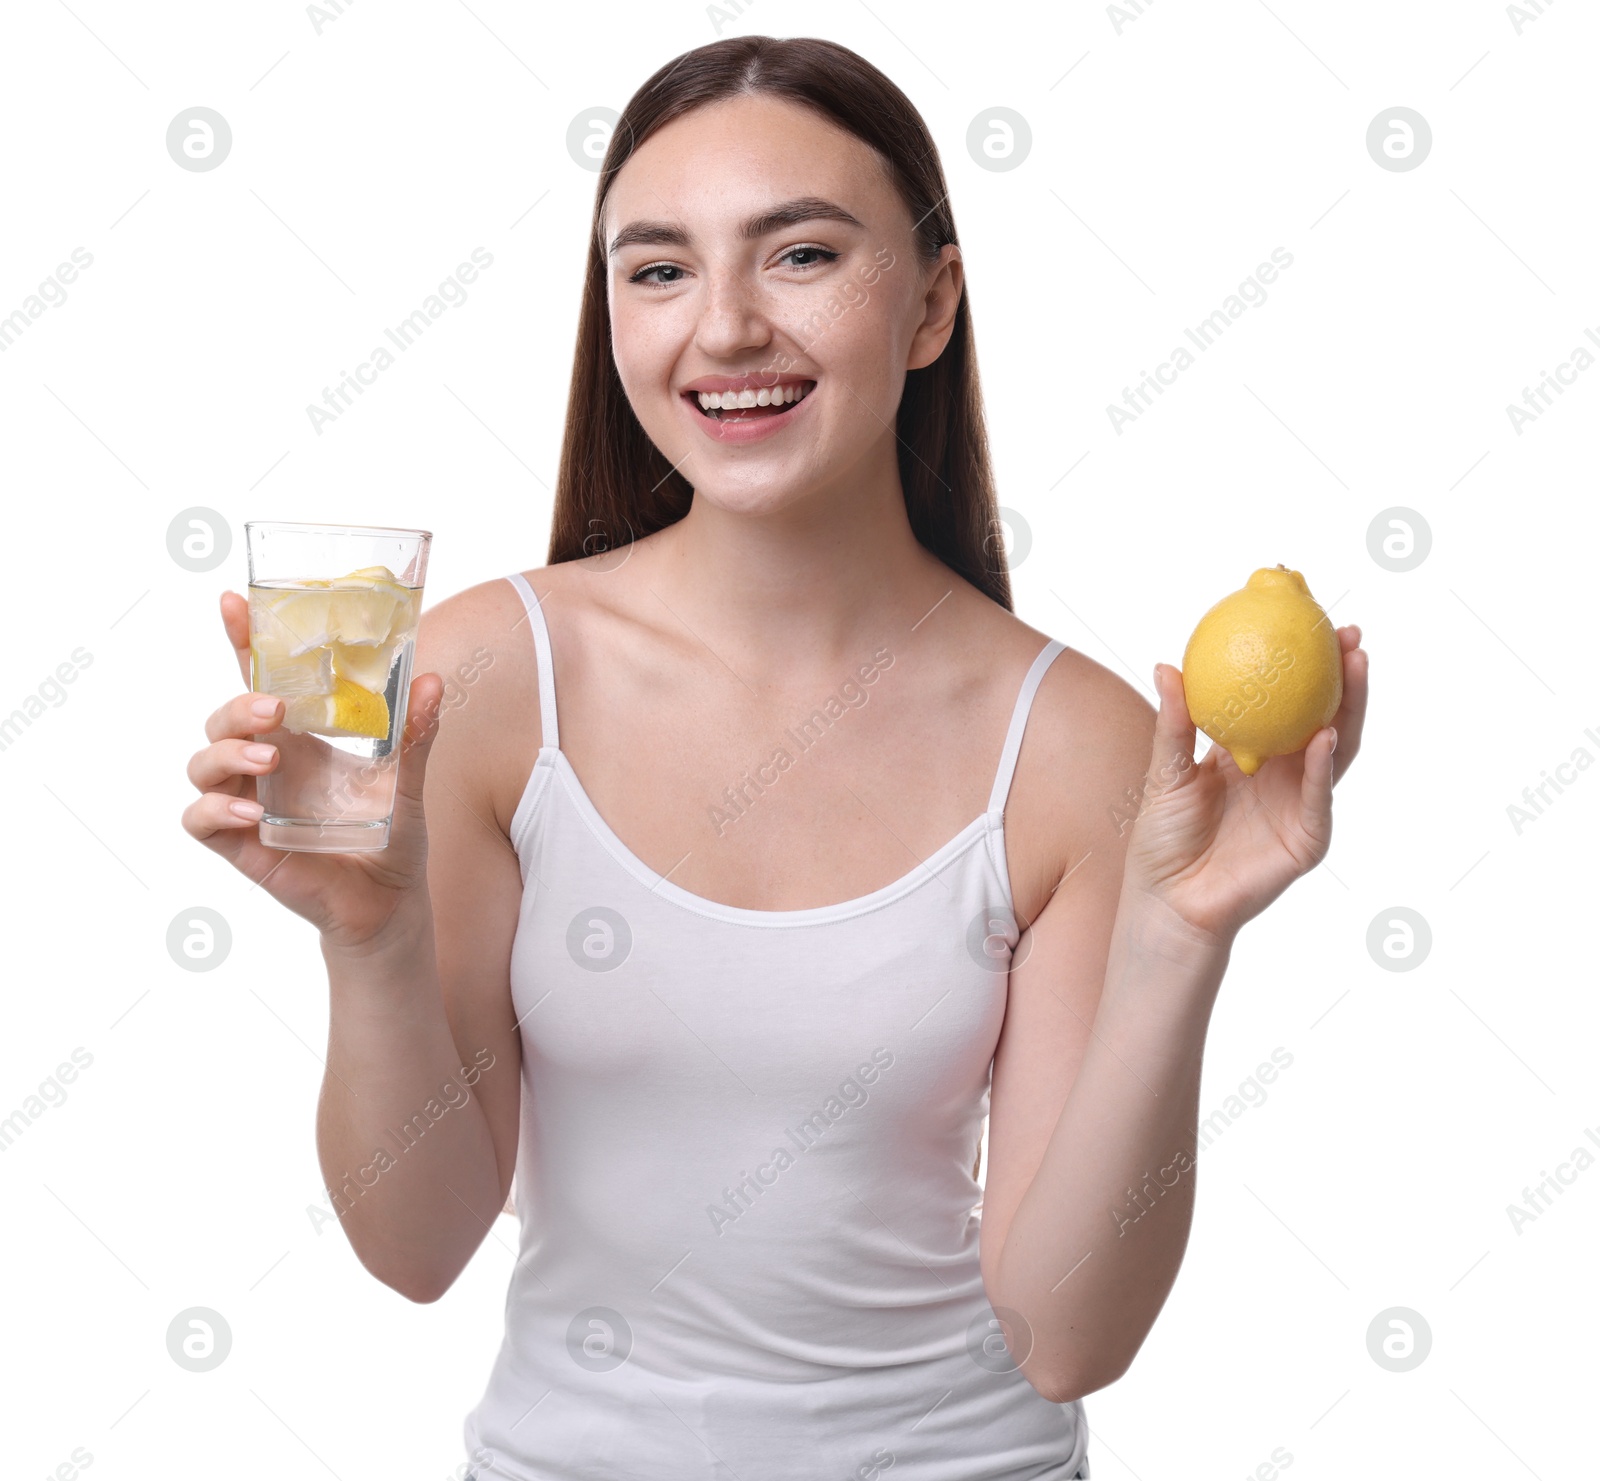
[1123,624,1368,944]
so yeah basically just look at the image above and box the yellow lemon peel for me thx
[1181,565,1342,775]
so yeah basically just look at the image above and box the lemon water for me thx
[248,568,420,852]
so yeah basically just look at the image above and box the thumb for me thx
[1298,724,1336,857]
[393,672,446,809]
[1148,662,1200,793]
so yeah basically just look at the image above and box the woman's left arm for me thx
[981,626,1369,1404]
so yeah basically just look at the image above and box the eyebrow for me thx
[607,197,866,256]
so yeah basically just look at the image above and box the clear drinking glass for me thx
[244,521,431,853]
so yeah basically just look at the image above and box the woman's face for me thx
[602,93,961,517]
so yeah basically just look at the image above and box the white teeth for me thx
[696,381,813,412]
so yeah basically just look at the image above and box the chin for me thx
[690,477,809,516]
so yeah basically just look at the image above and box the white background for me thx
[2,1,1596,1478]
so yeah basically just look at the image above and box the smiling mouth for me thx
[689,380,816,420]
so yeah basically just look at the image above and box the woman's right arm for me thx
[184,585,527,1303]
[317,587,527,1302]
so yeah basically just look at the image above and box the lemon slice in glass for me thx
[324,565,411,647]
[281,676,391,738]
[252,587,336,656]
[331,640,397,691]
[252,639,334,698]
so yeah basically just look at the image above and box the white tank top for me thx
[462,571,1088,1480]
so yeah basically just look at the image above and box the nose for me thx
[693,261,774,361]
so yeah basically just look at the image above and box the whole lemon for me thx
[1181,565,1342,775]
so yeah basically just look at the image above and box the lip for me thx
[680,379,817,446]
[679,372,816,395]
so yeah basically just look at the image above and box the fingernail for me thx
[1329,728,1338,753]
[230,799,264,820]
[244,743,275,763]
[1153,663,1162,688]
[251,696,279,719]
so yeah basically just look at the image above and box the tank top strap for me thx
[504,572,559,751]
[987,638,1067,815]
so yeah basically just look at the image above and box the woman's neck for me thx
[643,473,954,670]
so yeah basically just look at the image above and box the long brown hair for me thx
[549,34,1012,611]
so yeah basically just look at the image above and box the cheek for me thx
[609,302,677,399]
[604,284,694,388]
[820,294,903,395]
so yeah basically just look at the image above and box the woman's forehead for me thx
[605,101,893,235]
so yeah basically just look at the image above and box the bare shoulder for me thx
[1029,642,1159,813]
[411,540,688,837]
[999,619,1160,919]
[415,568,556,838]
[416,568,546,715]
[959,590,1158,816]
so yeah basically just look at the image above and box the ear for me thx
[907,244,964,372]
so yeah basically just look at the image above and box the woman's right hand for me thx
[182,591,447,950]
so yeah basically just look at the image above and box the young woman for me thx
[184,35,1366,1481]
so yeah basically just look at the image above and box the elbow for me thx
[356,1248,457,1304]
[396,1255,466,1304]
[1009,1326,1132,1405]
[1033,1374,1089,1406]
[1030,1357,1128,1406]
[981,1267,1132,1404]
[394,1267,456,1304]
